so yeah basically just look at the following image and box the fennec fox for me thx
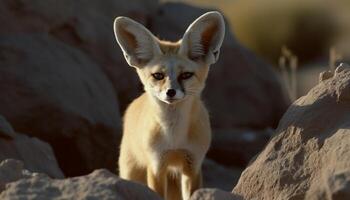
[113,11,225,200]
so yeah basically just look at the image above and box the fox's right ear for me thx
[113,17,162,68]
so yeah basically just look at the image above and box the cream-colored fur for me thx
[113,11,225,200]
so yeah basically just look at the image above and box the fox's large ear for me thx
[179,11,225,65]
[113,17,162,68]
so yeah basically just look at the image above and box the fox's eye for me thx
[152,72,165,80]
[179,72,194,80]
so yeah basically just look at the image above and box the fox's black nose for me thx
[166,89,176,98]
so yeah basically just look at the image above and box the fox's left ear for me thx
[179,11,225,65]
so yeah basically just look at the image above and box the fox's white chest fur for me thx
[158,102,191,149]
[149,100,194,172]
[147,98,208,175]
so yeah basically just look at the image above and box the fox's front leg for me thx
[147,166,167,198]
[181,168,202,200]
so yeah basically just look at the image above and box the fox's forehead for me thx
[159,40,181,54]
[142,40,200,74]
[149,56,199,73]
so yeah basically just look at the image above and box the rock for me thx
[0,34,121,176]
[0,115,15,139]
[49,0,159,111]
[0,0,158,34]
[319,70,333,82]
[233,63,350,199]
[0,168,162,200]
[0,135,64,179]
[202,159,241,191]
[208,129,272,167]
[0,116,64,179]
[150,2,290,129]
[0,159,32,192]
[191,189,243,200]
[0,0,159,112]
[150,2,236,46]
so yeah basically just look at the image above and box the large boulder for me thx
[0,116,63,179]
[0,0,158,112]
[48,0,159,111]
[233,63,350,199]
[0,163,162,200]
[0,34,121,176]
[150,2,290,129]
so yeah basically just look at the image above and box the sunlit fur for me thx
[114,11,225,200]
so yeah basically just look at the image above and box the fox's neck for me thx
[147,93,199,132]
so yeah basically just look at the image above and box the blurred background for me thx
[0,0,349,191]
[179,0,350,96]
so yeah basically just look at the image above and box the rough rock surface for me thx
[233,63,350,200]
[0,166,162,200]
[208,129,272,167]
[0,34,121,176]
[191,189,242,200]
[0,159,33,192]
[150,2,289,129]
[0,116,64,179]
